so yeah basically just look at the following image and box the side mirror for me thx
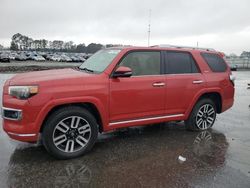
[113,66,132,78]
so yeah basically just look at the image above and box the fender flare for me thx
[185,88,223,118]
[34,96,108,133]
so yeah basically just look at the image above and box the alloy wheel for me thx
[195,104,215,130]
[52,116,91,153]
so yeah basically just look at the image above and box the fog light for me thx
[2,107,22,121]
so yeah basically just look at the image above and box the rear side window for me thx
[119,51,160,76]
[201,53,227,72]
[165,51,199,74]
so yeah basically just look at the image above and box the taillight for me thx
[229,74,235,86]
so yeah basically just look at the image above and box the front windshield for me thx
[79,49,121,73]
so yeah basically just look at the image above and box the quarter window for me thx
[201,53,227,72]
[166,51,199,74]
[119,51,161,76]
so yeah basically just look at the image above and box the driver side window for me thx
[119,51,161,76]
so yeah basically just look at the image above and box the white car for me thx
[33,55,45,61]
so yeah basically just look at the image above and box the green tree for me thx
[10,41,18,50]
[86,43,103,54]
[40,39,48,49]
[76,43,86,53]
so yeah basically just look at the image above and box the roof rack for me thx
[151,44,216,52]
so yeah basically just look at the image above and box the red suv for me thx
[2,46,235,159]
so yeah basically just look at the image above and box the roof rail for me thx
[151,44,216,52]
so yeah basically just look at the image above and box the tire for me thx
[185,98,216,131]
[42,106,98,159]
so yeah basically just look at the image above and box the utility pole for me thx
[197,41,199,48]
[147,9,151,47]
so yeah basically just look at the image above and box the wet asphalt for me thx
[0,71,250,188]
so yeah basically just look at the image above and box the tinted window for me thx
[201,53,227,72]
[166,51,199,74]
[119,51,160,76]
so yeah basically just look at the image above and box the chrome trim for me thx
[153,82,165,87]
[130,73,202,77]
[2,107,22,121]
[165,73,202,76]
[109,114,184,126]
[192,80,204,84]
[7,132,36,137]
[131,75,164,78]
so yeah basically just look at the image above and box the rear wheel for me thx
[185,98,216,131]
[42,106,98,159]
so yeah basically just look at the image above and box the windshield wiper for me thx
[79,67,94,73]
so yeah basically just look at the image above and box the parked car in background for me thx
[50,54,62,62]
[0,53,10,62]
[70,55,86,62]
[230,64,237,71]
[60,54,72,62]
[15,53,27,61]
[0,50,91,63]
[33,55,45,61]
[78,56,86,62]
[9,52,17,60]
[2,46,235,159]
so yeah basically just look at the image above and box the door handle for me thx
[153,82,165,87]
[193,80,204,84]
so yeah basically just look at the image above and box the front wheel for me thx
[185,98,216,131]
[42,106,98,159]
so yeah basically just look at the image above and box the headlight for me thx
[8,86,39,100]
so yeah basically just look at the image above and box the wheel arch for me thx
[186,90,223,118]
[197,92,222,113]
[39,102,104,134]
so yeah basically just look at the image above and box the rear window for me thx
[201,53,227,72]
[165,51,200,74]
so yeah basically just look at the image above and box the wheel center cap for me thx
[69,130,77,137]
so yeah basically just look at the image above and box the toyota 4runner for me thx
[2,46,235,159]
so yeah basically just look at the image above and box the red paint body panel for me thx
[2,47,235,142]
[165,73,205,115]
[109,76,166,121]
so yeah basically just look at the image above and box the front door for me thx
[109,51,165,123]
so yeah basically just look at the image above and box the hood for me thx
[9,68,92,85]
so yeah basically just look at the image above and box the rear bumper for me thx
[222,98,234,112]
[221,85,235,113]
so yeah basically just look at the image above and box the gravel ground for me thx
[0,71,250,188]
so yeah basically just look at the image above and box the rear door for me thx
[164,51,205,115]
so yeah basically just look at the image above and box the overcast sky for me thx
[0,0,250,54]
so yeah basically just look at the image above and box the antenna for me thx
[147,9,151,47]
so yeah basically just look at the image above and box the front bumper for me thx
[2,105,40,142]
[5,131,38,142]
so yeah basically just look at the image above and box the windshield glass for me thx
[79,49,121,73]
